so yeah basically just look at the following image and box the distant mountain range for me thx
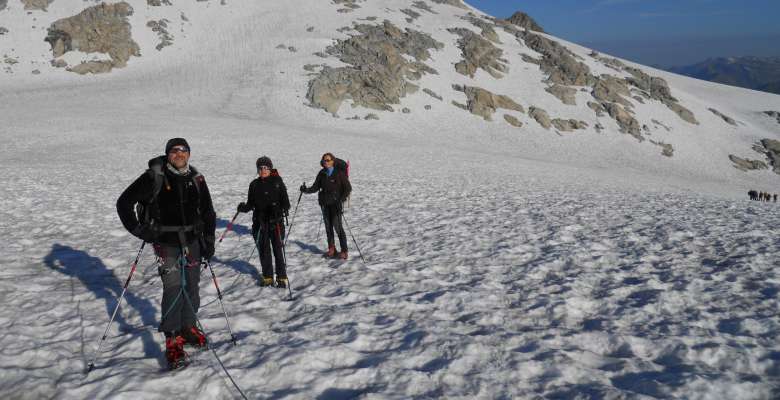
[667,56,780,95]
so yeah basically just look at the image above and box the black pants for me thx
[322,204,348,252]
[154,240,201,334]
[253,222,286,278]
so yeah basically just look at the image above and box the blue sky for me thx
[466,0,780,66]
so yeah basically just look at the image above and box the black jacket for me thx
[117,156,216,247]
[242,172,290,226]
[303,168,351,207]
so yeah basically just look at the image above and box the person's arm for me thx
[116,173,154,236]
[198,177,217,259]
[301,171,323,194]
[238,180,255,213]
[279,178,291,212]
[340,174,352,202]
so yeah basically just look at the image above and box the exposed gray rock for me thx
[666,101,698,125]
[430,0,467,9]
[401,9,420,23]
[50,58,66,68]
[45,2,140,74]
[147,19,173,51]
[591,75,632,108]
[411,1,435,14]
[424,104,432,110]
[423,88,442,101]
[762,111,780,124]
[288,46,297,53]
[0,27,7,35]
[313,51,328,58]
[522,32,594,87]
[462,14,500,43]
[551,119,587,132]
[22,0,53,11]
[334,0,361,12]
[587,101,605,116]
[402,107,411,114]
[594,123,604,133]
[147,0,172,6]
[306,26,314,32]
[759,138,780,174]
[528,106,552,129]
[520,54,540,65]
[31,69,40,75]
[545,84,577,105]
[0,0,6,11]
[504,11,544,32]
[604,102,642,140]
[650,140,674,157]
[452,84,524,121]
[364,113,379,120]
[307,20,443,114]
[625,67,698,124]
[708,108,737,126]
[590,52,626,71]
[448,27,508,79]
[303,64,323,72]
[504,114,522,127]
[729,155,768,171]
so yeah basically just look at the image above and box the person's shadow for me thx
[44,244,163,370]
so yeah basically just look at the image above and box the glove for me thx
[237,202,251,213]
[202,239,215,261]
[299,184,306,192]
[283,208,289,218]
[132,224,158,243]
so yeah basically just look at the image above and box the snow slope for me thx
[0,1,779,399]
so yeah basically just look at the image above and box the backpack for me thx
[333,157,349,178]
[135,157,204,226]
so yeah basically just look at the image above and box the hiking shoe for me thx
[260,276,274,287]
[338,251,348,260]
[323,245,336,258]
[182,326,207,348]
[165,335,187,369]
[276,276,288,288]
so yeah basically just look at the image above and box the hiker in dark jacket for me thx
[237,156,291,287]
[116,138,216,369]
[300,153,352,259]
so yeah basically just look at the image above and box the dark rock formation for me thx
[463,14,500,43]
[452,84,524,121]
[307,20,443,114]
[45,2,140,74]
[412,1,436,14]
[401,9,421,23]
[448,27,508,79]
[504,114,522,127]
[0,0,7,11]
[763,111,780,124]
[551,119,588,132]
[650,141,674,157]
[504,11,544,33]
[147,19,173,51]
[729,155,768,171]
[528,107,552,129]
[759,139,780,174]
[430,0,467,9]
[0,27,7,35]
[423,88,443,101]
[147,0,172,6]
[546,84,577,106]
[604,102,642,140]
[708,108,737,126]
[22,0,53,11]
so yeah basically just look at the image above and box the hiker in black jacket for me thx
[300,153,352,259]
[116,138,216,369]
[237,156,291,287]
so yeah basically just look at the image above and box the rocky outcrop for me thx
[522,33,594,87]
[587,101,605,116]
[0,27,7,35]
[448,28,508,79]
[430,0,467,9]
[763,111,780,124]
[147,19,173,51]
[650,140,674,157]
[758,139,780,174]
[22,0,53,11]
[463,14,500,43]
[333,0,361,13]
[504,11,544,32]
[307,20,443,114]
[504,114,522,127]
[551,119,587,132]
[401,9,420,23]
[411,1,435,14]
[545,84,577,106]
[708,108,737,126]
[0,0,7,11]
[624,67,698,124]
[147,0,172,5]
[423,88,442,101]
[45,2,140,74]
[729,155,768,172]
[604,102,641,140]
[452,84,524,121]
[528,107,552,129]
[591,76,632,108]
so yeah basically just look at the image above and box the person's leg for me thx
[333,210,348,254]
[322,206,336,256]
[272,222,287,277]
[156,244,184,335]
[181,240,201,329]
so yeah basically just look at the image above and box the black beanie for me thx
[256,156,273,170]
[165,138,190,154]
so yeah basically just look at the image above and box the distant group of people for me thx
[748,190,777,202]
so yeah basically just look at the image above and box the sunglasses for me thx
[258,165,271,171]
[169,146,190,154]
[322,158,333,162]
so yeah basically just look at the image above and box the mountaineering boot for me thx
[182,326,207,348]
[165,335,187,370]
[323,245,336,258]
[260,276,274,287]
[276,276,288,289]
[338,250,348,260]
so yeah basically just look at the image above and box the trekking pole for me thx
[218,211,241,245]
[204,260,238,345]
[284,188,304,247]
[276,223,294,301]
[86,241,146,373]
[342,215,366,265]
